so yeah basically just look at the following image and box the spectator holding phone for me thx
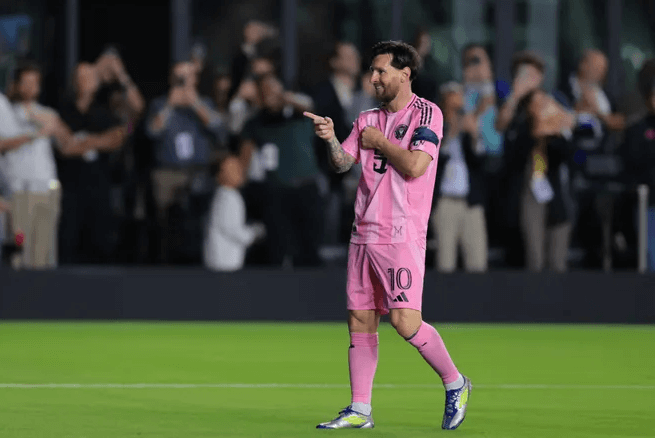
[146,61,226,262]
[57,62,128,264]
[94,46,145,122]
[504,89,576,271]
[461,44,503,156]
[431,82,489,272]
[496,51,547,133]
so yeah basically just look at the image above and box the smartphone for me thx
[174,76,186,87]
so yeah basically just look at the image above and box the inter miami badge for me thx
[394,124,408,140]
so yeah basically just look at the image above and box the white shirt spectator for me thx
[0,93,21,181]
[440,136,471,198]
[2,102,58,194]
[203,185,264,271]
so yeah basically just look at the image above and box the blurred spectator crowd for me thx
[0,20,653,272]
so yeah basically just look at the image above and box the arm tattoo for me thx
[326,137,354,173]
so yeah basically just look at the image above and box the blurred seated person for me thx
[504,89,576,272]
[431,82,488,272]
[203,154,265,271]
[146,61,225,260]
[239,73,321,267]
[620,59,654,271]
[57,62,128,264]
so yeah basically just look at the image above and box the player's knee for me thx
[389,309,422,339]
[348,310,378,333]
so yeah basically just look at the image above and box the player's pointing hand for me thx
[304,112,335,141]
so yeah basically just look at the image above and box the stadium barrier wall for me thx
[0,267,654,323]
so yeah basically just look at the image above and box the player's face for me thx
[369,54,403,104]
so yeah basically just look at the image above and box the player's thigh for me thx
[346,243,385,315]
[366,240,426,314]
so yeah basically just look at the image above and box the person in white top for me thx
[203,155,265,271]
[1,61,74,268]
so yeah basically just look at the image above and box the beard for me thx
[374,82,399,104]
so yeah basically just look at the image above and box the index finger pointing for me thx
[303,112,326,123]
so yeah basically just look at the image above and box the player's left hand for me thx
[361,126,386,150]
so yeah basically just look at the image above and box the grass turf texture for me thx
[0,322,653,438]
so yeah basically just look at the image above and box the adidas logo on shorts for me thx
[392,292,409,303]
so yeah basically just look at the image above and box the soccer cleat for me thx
[316,406,374,429]
[442,376,472,430]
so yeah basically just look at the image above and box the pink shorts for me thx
[346,240,427,315]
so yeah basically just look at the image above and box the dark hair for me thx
[370,40,421,81]
[513,89,540,137]
[211,151,236,177]
[638,59,655,100]
[13,59,41,83]
[255,72,281,90]
[511,50,545,79]
[461,43,487,66]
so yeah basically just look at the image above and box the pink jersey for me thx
[342,94,443,244]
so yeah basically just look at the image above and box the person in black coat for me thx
[311,42,362,244]
[502,89,576,271]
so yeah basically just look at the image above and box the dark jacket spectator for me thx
[240,74,321,267]
[502,89,576,271]
[311,42,362,244]
[57,62,128,264]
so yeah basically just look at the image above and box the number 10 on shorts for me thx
[387,267,412,290]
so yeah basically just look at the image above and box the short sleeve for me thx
[410,104,443,160]
[341,118,360,164]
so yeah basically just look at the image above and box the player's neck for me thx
[382,88,414,113]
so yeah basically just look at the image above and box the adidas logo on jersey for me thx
[392,292,409,303]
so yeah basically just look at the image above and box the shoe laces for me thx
[445,389,460,414]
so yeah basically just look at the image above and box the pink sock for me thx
[407,322,460,385]
[349,332,379,404]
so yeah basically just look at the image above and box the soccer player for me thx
[305,41,471,430]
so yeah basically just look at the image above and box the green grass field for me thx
[0,321,653,437]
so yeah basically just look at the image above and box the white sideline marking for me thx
[0,383,652,390]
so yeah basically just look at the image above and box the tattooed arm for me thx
[304,112,355,174]
[325,135,355,173]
